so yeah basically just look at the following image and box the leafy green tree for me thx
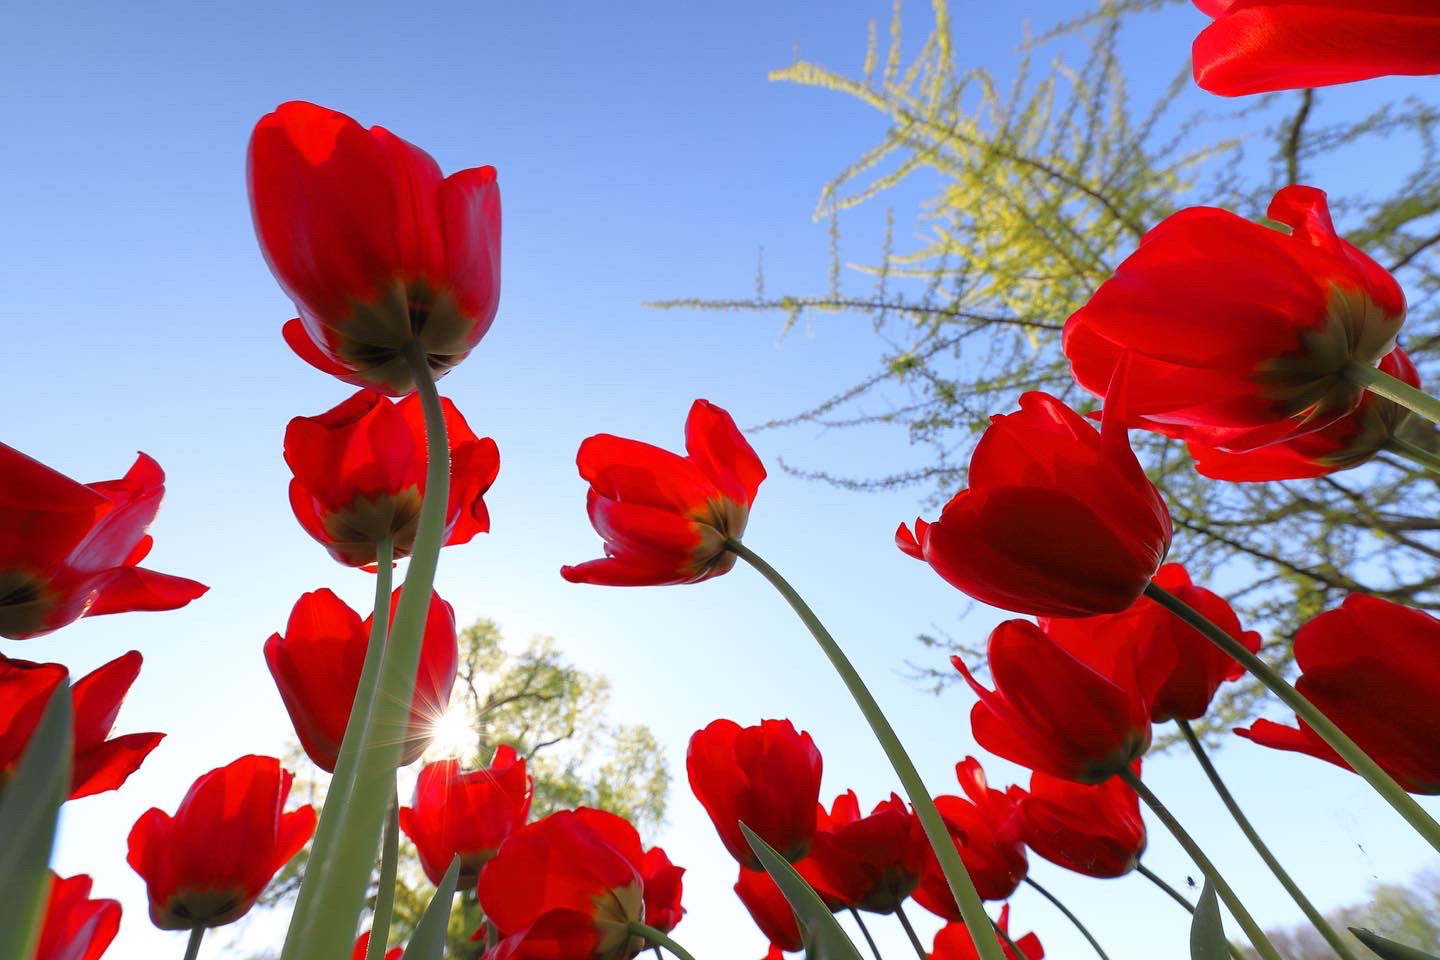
[654,0,1440,737]
[1236,868,1440,959]
[253,617,669,958]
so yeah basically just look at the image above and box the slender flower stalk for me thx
[628,922,699,960]
[1023,877,1112,960]
[1145,583,1440,853]
[182,927,205,960]
[365,785,401,960]
[1386,437,1440,475]
[989,918,1026,959]
[1117,768,1281,960]
[727,539,1007,960]
[1344,359,1440,425]
[1135,863,1197,914]
[1177,720,1358,960]
[281,344,452,960]
[849,908,884,960]
[894,903,927,960]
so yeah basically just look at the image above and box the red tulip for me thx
[733,867,804,954]
[248,100,501,396]
[35,872,120,960]
[687,718,823,869]
[1040,563,1260,723]
[0,445,206,641]
[478,808,646,960]
[0,652,164,800]
[1235,594,1440,793]
[560,399,766,587]
[1186,347,1420,481]
[641,846,687,934]
[1065,185,1405,453]
[914,759,1027,921]
[126,755,316,929]
[898,389,1171,618]
[956,620,1169,784]
[1006,766,1146,879]
[801,791,928,914]
[284,388,500,567]
[1192,0,1440,97]
[399,746,534,886]
[931,905,1044,960]
[265,586,458,772]
[353,932,403,960]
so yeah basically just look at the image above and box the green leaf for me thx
[1350,927,1440,960]
[1189,879,1228,960]
[0,684,73,960]
[400,856,461,960]
[740,823,864,960]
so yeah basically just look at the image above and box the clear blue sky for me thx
[4,1,1436,958]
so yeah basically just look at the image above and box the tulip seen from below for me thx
[1007,767,1146,879]
[803,791,929,914]
[34,872,120,960]
[399,746,534,886]
[733,866,805,955]
[931,905,1044,960]
[914,759,1027,921]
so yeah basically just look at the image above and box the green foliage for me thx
[651,0,1440,739]
[1236,869,1440,960]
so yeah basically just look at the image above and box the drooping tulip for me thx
[1065,185,1405,452]
[248,100,501,395]
[687,718,823,868]
[803,791,929,914]
[264,586,458,772]
[955,620,1169,784]
[1191,0,1440,97]
[898,389,1171,618]
[561,400,766,587]
[0,445,206,641]
[1007,766,1146,878]
[284,389,499,567]
[1235,594,1440,794]
[913,758,1027,921]
[35,872,120,960]
[1041,563,1260,723]
[399,746,534,885]
[640,846,687,934]
[126,755,316,930]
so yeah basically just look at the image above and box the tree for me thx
[1236,868,1440,960]
[652,0,1440,737]
[250,617,669,958]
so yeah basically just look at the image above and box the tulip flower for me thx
[1041,563,1261,723]
[733,867,804,954]
[264,586,457,772]
[0,445,206,640]
[641,846,687,934]
[802,791,928,914]
[1236,594,1440,793]
[955,620,1169,784]
[560,399,766,587]
[914,759,1027,920]
[399,746,534,885]
[353,932,402,960]
[1192,1,1440,97]
[898,390,1171,617]
[35,872,120,960]
[1064,185,1405,452]
[248,100,501,396]
[478,808,647,959]
[126,755,316,930]
[687,718,823,868]
[284,388,499,567]
[931,905,1044,960]
[1186,347,1421,481]
[1,651,164,800]
[1007,767,1146,878]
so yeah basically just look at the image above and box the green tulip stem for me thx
[1118,768,1281,960]
[727,539,1008,960]
[281,343,452,960]
[1386,437,1440,475]
[628,922,699,960]
[894,902,928,960]
[1135,863,1196,914]
[849,908,884,960]
[990,917,1027,959]
[1023,876,1111,960]
[1343,359,1440,425]
[1145,583,1440,853]
[182,927,205,960]
[365,783,401,960]
[1177,719,1358,960]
